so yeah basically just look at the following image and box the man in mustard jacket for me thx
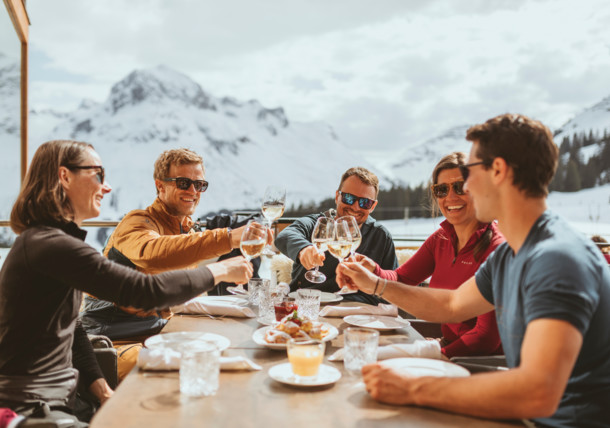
[80,148,255,379]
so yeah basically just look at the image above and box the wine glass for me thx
[335,216,361,256]
[304,217,332,283]
[261,186,286,255]
[229,221,268,295]
[328,219,358,295]
[327,220,352,262]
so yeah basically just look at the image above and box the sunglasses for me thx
[338,191,376,210]
[458,161,487,181]
[66,165,105,184]
[163,177,209,192]
[431,181,465,198]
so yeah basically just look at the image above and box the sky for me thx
[7,0,610,151]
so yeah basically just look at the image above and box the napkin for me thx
[328,340,441,362]
[319,303,398,317]
[171,296,256,318]
[137,348,262,371]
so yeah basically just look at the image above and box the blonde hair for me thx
[153,148,204,194]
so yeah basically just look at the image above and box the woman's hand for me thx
[208,256,253,285]
[346,253,377,272]
[336,261,379,294]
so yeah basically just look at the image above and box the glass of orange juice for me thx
[287,339,325,379]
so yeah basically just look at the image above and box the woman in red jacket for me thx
[353,152,504,358]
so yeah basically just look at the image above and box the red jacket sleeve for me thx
[441,310,503,358]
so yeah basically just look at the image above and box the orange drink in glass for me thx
[287,339,325,377]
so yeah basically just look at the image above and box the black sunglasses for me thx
[66,165,105,184]
[163,177,209,192]
[338,191,376,210]
[431,181,465,198]
[458,161,488,181]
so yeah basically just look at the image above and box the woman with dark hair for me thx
[0,140,252,425]
[343,152,504,358]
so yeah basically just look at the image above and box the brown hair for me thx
[466,113,558,198]
[592,235,610,255]
[430,151,493,262]
[338,167,379,198]
[10,140,94,234]
[153,148,204,194]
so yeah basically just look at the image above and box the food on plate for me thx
[264,311,329,344]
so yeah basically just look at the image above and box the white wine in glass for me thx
[336,215,361,256]
[327,221,352,261]
[261,186,286,255]
[304,217,332,284]
[228,221,268,295]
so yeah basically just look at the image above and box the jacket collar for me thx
[439,219,491,252]
[151,198,193,233]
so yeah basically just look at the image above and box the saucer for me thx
[268,363,341,386]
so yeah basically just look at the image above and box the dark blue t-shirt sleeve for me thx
[475,251,495,305]
[522,248,599,335]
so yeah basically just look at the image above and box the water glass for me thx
[179,341,220,397]
[247,278,266,305]
[344,327,379,376]
[258,280,282,323]
[296,289,322,321]
[287,339,325,379]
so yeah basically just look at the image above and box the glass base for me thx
[304,270,326,283]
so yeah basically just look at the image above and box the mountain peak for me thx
[107,65,216,114]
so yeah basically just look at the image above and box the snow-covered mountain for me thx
[21,65,387,222]
[554,95,610,141]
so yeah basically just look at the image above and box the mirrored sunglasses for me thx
[431,181,465,198]
[339,191,376,209]
[163,177,209,192]
[66,165,105,184]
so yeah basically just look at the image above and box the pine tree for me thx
[564,160,581,192]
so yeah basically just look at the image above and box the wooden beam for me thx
[21,41,28,182]
[3,0,29,43]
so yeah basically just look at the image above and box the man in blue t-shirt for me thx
[337,113,610,427]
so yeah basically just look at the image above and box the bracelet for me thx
[378,279,388,297]
[373,277,380,295]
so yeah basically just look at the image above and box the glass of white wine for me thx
[304,217,332,284]
[261,186,286,255]
[335,215,361,256]
[331,218,358,295]
[230,221,268,295]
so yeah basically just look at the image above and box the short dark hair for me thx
[338,167,379,198]
[10,140,94,234]
[466,113,558,198]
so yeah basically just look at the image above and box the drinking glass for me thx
[295,288,322,321]
[246,278,266,305]
[179,341,220,397]
[327,220,352,262]
[335,215,361,256]
[287,339,325,379]
[344,327,379,376]
[261,186,286,255]
[258,280,283,324]
[274,296,298,321]
[235,221,268,294]
[304,217,332,283]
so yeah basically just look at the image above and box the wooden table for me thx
[90,307,524,428]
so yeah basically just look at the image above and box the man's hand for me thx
[208,256,253,285]
[89,378,113,405]
[229,223,274,249]
[362,363,415,405]
[298,245,325,270]
[336,261,378,294]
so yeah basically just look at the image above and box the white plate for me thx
[144,332,230,352]
[288,291,343,304]
[380,358,470,378]
[343,315,411,331]
[269,363,341,386]
[252,323,339,350]
[226,286,249,298]
[335,286,358,295]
